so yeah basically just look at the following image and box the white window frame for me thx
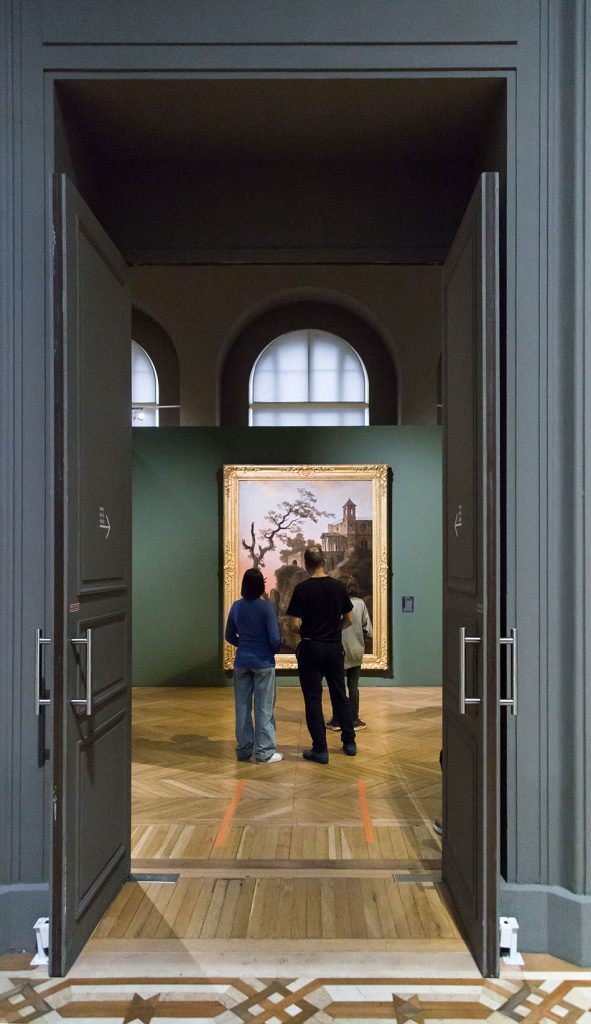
[248,329,369,426]
[131,340,181,427]
[132,340,160,427]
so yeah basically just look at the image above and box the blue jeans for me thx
[233,666,277,762]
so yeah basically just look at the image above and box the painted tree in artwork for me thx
[279,530,317,565]
[242,488,334,569]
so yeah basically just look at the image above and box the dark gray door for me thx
[442,173,499,978]
[51,175,132,975]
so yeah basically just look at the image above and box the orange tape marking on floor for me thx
[357,780,375,844]
[214,779,246,848]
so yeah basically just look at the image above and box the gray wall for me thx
[2,0,591,962]
[130,264,442,427]
[543,0,591,917]
[53,79,494,266]
[93,159,479,264]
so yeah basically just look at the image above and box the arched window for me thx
[131,308,181,426]
[249,329,369,426]
[131,340,159,426]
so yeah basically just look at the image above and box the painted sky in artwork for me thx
[238,477,373,581]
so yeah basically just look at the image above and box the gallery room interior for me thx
[3,4,591,1012]
[124,77,450,939]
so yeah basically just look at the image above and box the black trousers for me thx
[330,665,361,721]
[296,639,356,751]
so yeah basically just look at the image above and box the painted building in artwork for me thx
[321,500,372,553]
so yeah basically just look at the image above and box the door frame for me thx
[44,66,514,972]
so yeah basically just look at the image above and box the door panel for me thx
[52,175,131,975]
[75,712,128,914]
[442,173,499,978]
[446,714,478,907]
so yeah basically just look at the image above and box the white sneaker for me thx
[260,751,284,763]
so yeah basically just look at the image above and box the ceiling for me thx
[57,77,505,165]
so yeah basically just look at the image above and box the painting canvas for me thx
[223,465,389,670]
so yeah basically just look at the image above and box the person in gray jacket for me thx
[326,581,372,730]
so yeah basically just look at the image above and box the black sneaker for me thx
[303,748,329,764]
[353,718,367,730]
[343,742,357,756]
[325,718,341,730]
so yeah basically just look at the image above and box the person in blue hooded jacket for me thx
[225,567,283,763]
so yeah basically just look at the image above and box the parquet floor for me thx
[90,686,462,951]
[7,694,587,1024]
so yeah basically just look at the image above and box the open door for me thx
[442,172,500,977]
[51,175,132,975]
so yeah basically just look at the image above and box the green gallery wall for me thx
[132,426,442,687]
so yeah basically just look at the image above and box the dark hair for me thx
[346,580,359,597]
[304,545,325,569]
[241,568,265,600]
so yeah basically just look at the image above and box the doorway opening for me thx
[51,74,507,976]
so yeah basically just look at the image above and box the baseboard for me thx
[0,884,49,953]
[500,880,591,966]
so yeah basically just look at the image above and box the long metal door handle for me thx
[499,627,518,716]
[459,626,481,714]
[70,628,93,716]
[35,628,52,715]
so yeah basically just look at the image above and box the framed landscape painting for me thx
[223,464,389,671]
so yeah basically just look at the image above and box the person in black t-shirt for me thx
[287,545,357,762]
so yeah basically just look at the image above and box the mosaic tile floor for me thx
[2,969,591,1024]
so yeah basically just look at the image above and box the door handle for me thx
[35,628,52,715]
[459,626,481,714]
[70,628,93,716]
[499,627,518,716]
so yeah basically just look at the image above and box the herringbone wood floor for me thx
[91,686,463,948]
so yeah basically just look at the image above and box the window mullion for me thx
[250,401,368,409]
[249,329,369,426]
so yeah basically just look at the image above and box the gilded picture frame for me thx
[223,464,389,671]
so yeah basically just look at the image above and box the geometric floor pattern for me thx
[2,972,591,1024]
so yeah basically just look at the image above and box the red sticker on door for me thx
[69,602,80,613]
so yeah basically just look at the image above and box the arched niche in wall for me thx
[220,300,398,426]
[132,306,180,426]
